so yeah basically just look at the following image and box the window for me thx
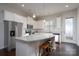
[65,17,73,39]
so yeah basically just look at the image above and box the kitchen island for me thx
[15,33,55,56]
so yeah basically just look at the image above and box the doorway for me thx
[62,17,77,43]
[65,17,74,40]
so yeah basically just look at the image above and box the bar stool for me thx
[48,40,52,53]
[39,37,56,56]
[39,42,49,56]
[48,37,56,54]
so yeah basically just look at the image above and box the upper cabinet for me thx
[4,10,15,21]
[1,10,26,24]
[14,13,25,23]
[27,16,36,29]
[33,20,37,29]
[0,10,36,30]
[56,17,61,29]
[14,13,27,30]
[27,16,34,25]
[34,20,44,29]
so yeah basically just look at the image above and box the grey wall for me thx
[77,8,79,46]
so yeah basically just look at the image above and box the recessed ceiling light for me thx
[65,5,69,7]
[21,4,24,7]
[33,14,36,18]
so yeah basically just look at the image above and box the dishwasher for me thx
[53,33,61,44]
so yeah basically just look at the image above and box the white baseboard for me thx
[0,46,4,49]
[0,45,8,49]
[61,40,76,44]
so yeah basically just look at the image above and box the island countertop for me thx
[16,33,55,56]
[15,33,55,42]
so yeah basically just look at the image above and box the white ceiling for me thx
[2,3,79,17]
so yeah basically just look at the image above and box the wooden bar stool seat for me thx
[39,42,49,56]
[39,37,56,56]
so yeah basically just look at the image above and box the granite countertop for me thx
[15,33,55,42]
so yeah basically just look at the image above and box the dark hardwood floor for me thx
[0,42,79,56]
[0,48,15,56]
[48,42,79,56]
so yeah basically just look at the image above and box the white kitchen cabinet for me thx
[54,16,61,33]
[2,10,27,24]
[14,13,27,29]
[32,19,36,29]
[3,11,27,24]
[26,16,36,29]
[56,17,61,29]
[23,18,27,28]
[14,13,24,23]
[35,20,44,29]
[27,17,31,24]
[0,10,28,38]
[4,10,15,21]
[27,16,34,25]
